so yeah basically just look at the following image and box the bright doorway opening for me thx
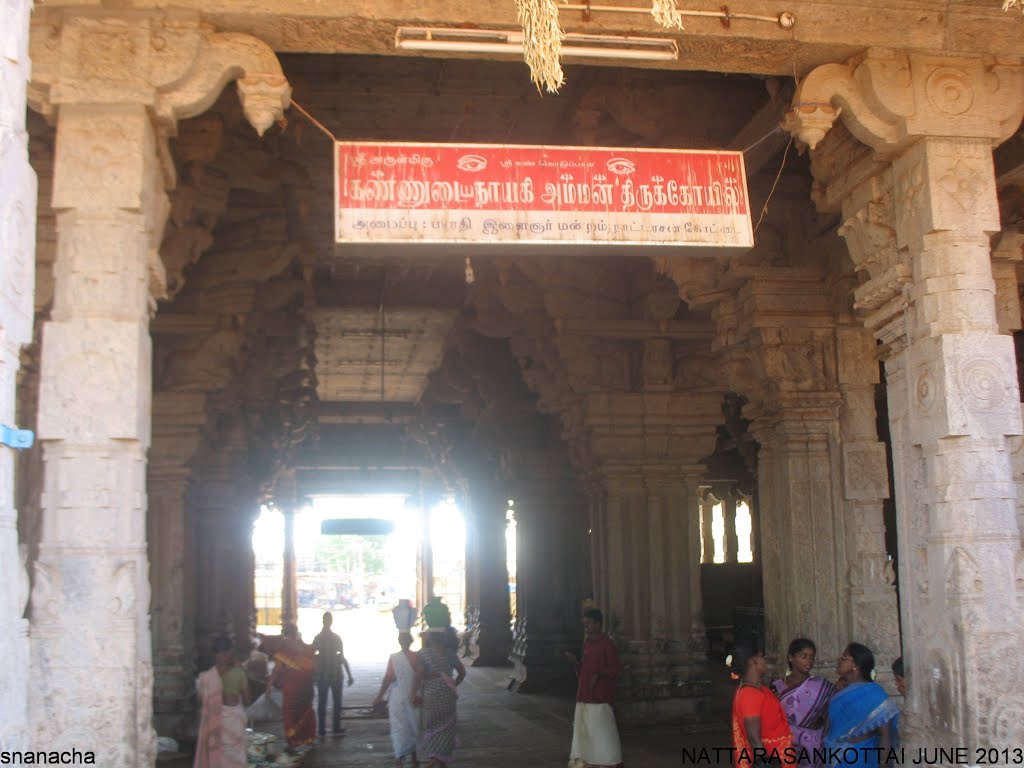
[252,493,468,665]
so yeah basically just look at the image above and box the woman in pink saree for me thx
[771,638,836,768]
[194,636,249,768]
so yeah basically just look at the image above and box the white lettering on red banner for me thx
[335,142,752,248]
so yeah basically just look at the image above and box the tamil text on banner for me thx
[335,142,752,248]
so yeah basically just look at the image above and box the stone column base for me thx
[472,622,513,667]
[615,640,711,724]
[510,621,576,694]
[153,656,195,739]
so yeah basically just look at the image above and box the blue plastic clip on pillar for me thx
[0,425,34,449]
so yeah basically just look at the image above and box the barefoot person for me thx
[312,611,354,737]
[412,626,466,768]
[565,609,622,768]
[373,632,420,767]
[823,643,900,768]
[731,643,793,766]
[194,636,249,768]
[771,638,836,766]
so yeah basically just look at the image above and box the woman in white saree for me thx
[194,636,249,768]
[373,632,421,767]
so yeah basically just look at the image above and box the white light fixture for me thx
[395,27,679,62]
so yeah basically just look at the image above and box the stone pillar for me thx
[711,265,899,672]
[24,14,288,763]
[191,424,260,655]
[699,492,716,563]
[510,457,586,693]
[578,391,721,721]
[723,497,739,564]
[420,500,434,607]
[0,0,35,752]
[148,394,204,735]
[788,49,1024,749]
[598,468,708,721]
[462,486,480,623]
[31,97,166,765]
[465,471,512,666]
[750,406,848,667]
[836,327,900,676]
[681,478,706,652]
[641,471,705,648]
[601,473,644,637]
[585,481,609,614]
[281,504,297,627]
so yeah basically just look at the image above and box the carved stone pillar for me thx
[750,406,849,667]
[836,327,900,676]
[589,468,709,720]
[788,49,1024,749]
[25,16,288,760]
[465,470,512,666]
[0,0,35,751]
[30,95,166,765]
[699,492,716,563]
[191,417,260,655]
[716,334,848,669]
[580,391,720,721]
[510,456,586,693]
[148,394,204,735]
[585,481,609,615]
[194,481,260,652]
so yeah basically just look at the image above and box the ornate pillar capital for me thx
[29,11,291,137]
[785,49,1024,153]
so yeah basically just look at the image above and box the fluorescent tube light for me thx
[395,27,679,62]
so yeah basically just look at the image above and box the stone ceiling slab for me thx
[314,307,457,402]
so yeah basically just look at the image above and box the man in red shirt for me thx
[564,609,623,768]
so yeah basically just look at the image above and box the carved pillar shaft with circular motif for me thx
[789,50,1024,749]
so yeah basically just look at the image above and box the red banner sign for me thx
[335,142,752,248]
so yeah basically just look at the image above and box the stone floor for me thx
[162,649,736,767]
[291,660,730,767]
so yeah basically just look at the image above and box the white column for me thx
[889,137,1022,748]
[0,0,36,753]
[32,102,166,766]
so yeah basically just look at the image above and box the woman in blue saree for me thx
[823,643,900,768]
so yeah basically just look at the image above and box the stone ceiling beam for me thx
[558,317,714,340]
[295,468,423,496]
[31,1,1024,77]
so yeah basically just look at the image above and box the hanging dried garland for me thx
[516,0,685,93]
[651,0,686,30]
[516,0,566,94]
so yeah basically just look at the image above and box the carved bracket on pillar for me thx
[28,13,291,137]
[784,50,1024,153]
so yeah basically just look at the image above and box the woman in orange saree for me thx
[268,624,317,749]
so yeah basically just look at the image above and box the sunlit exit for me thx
[251,493,467,660]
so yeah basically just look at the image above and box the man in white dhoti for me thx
[564,609,623,768]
